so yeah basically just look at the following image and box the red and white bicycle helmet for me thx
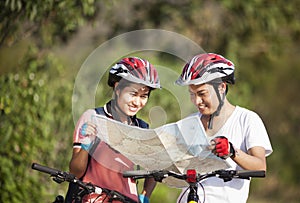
[176,53,235,129]
[108,57,161,89]
[176,53,235,86]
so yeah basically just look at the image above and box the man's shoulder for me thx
[234,106,261,120]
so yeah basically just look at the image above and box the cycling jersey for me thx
[73,101,148,203]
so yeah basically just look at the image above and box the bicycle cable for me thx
[177,182,205,203]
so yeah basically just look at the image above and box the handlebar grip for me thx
[236,170,265,178]
[123,170,150,178]
[31,163,60,175]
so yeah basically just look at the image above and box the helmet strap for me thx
[208,84,225,129]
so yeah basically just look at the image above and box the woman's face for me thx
[115,82,150,117]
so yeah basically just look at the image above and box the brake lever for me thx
[152,170,169,182]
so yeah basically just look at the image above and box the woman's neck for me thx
[110,100,133,125]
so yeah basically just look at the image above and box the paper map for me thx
[91,115,230,187]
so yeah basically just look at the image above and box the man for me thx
[175,53,273,203]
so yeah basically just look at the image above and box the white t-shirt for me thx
[177,106,273,203]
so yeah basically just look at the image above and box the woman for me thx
[68,57,160,203]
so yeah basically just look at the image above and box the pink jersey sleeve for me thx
[73,109,97,143]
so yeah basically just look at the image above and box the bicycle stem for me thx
[187,184,199,203]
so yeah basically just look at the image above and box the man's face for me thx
[188,83,220,115]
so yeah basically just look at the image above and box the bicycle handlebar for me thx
[31,163,138,203]
[31,163,101,194]
[32,162,61,175]
[31,163,76,181]
[123,170,187,182]
[227,170,265,178]
[32,162,77,182]
[124,169,265,203]
[123,169,265,183]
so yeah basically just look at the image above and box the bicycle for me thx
[122,169,265,203]
[31,162,139,203]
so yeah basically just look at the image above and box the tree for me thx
[0,0,96,47]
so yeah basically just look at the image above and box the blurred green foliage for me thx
[0,46,74,202]
[1,0,300,202]
[0,0,96,47]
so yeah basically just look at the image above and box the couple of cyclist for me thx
[69,54,273,203]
